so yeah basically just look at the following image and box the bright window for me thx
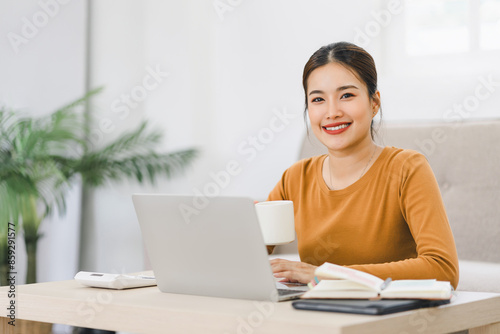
[405,0,469,56]
[404,0,500,56]
[480,0,500,49]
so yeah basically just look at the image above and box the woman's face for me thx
[307,62,379,153]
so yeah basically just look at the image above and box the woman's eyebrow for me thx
[308,85,359,96]
[308,89,324,96]
[337,85,359,91]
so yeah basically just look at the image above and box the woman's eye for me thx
[341,93,354,99]
[311,97,324,103]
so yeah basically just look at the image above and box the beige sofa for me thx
[275,119,500,293]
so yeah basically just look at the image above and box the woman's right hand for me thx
[270,258,317,284]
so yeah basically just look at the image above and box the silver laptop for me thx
[132,194,306,302]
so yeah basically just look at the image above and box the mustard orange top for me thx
[267,146,459,289]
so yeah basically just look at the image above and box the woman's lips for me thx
[322,122,351,135]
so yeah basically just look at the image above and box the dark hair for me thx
[302,41,381,140]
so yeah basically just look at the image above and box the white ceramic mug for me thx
[255,200,295,245]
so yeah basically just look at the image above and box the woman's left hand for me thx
[270,258,317,284]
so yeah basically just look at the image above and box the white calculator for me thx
[74,271,157,290]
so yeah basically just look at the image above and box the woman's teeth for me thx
[325,124,350,131]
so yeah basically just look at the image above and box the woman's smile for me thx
[322,122,351,134]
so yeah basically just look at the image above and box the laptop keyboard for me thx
[278,289,303,296]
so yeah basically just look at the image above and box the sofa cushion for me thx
[457,260,500,292]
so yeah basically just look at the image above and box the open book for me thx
[301,262,453,300]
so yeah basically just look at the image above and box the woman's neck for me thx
[325,140,381,189]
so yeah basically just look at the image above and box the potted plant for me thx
[0,88,197,286]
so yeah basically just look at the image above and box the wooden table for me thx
[1,278,500,334]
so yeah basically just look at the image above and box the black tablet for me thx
[292,299,450,315]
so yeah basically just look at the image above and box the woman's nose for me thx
[326,101,342,119]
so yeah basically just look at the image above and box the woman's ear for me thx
[371,91,381,117]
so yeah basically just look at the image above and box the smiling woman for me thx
[267,42,460,289]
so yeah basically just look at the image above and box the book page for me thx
[381,280,452,299]
[301,280,379,299]
[384,279,437,290]
[315,262,384,291]
[313,279,375,291]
